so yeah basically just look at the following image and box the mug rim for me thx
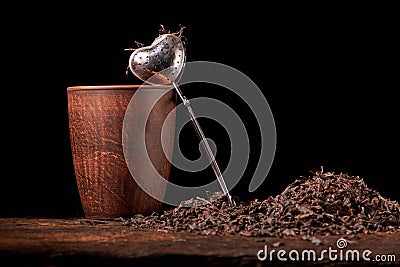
[67,84,173,91]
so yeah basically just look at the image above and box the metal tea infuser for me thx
[125,26,235,206]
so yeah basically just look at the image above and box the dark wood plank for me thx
[1,218,399,266]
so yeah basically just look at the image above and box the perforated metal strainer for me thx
[126,27,235,207]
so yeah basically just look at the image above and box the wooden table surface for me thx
[1,218,399,266]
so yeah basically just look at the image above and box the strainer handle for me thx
[172,82,236,207]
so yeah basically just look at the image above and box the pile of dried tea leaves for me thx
[124,170,400,237]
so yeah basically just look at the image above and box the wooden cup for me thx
[67,85,176,219]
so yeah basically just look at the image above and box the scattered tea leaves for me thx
[124,170,400,237]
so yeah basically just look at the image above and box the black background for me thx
[2,4,399,217]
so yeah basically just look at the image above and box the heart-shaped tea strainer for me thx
[127,32,185,85]
[125,26,235,206]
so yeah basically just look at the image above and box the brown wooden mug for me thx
[67,85,176,219]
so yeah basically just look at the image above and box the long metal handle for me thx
[172,82,235,206]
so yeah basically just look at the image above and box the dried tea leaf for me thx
[124,170,400,237]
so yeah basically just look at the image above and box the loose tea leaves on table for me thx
[124,170,400,237]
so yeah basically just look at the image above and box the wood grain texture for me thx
[1,218,399,266]
[67,85,176,219]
